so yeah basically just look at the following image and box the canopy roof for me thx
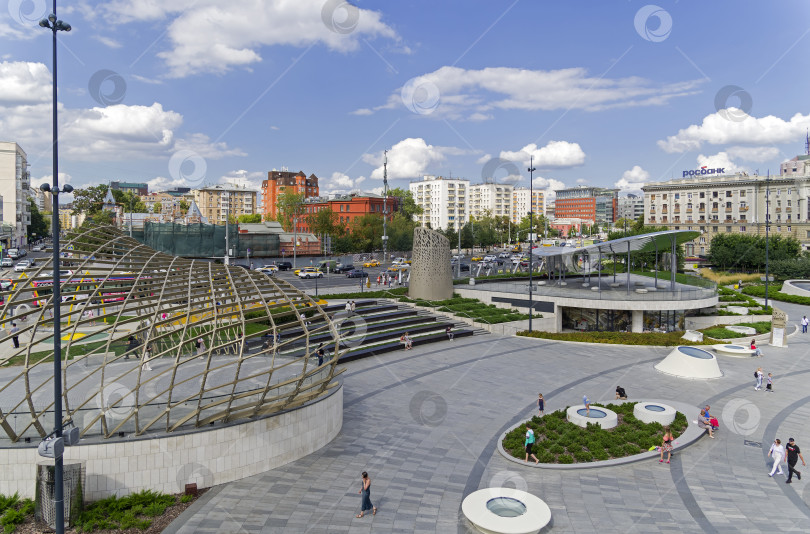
[531,230,700,258]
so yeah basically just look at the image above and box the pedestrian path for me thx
[164,306,810,532]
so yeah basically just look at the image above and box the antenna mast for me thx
[382,150,389,262]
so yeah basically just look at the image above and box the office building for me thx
[261,169,319,220]
[555,186,618,225]
[111,181,149,196]
[469,183,513,220]
[410,175,468,230]
[0,142,31,248]
[617,194,645,222]
[545,199,555,219]
[512,187,544,223]
[300,192,398,233]
[192,184,258,225]
[642,162,810,255]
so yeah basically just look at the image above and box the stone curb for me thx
[496,399,706,469]
[161,485,224,534]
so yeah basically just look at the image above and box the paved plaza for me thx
[157,300,810,533]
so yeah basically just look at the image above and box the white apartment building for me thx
[512,187,544,224]
[409,175,468,230]
[192,183,258,224]
[545,199,555,219]
[0,142,31,247]
[617,194,644,222]
[469,183,513,220]
[642,163,810,255]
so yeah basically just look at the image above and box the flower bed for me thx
[502,402,687,464]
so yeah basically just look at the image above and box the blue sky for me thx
[2,0,809,202]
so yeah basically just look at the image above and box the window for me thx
[740,190,746,197]
[726,202,732,208]
[740,226,746,232]
[777,226,782,232]
[699,237,706,244]
[712,191,718,198]
[700,192,705,198]
[700,247,705,254]
[700,226,706,232]
[713,226,719,232]
[726,226,732,232]
[740,214,746,220]
[788,226,792,232]
[726,191,732,197]
[674,193,680,199]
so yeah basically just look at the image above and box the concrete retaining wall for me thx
[686,314,772,330]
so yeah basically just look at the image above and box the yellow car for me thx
[387,265,409,273]
[471,255,483,262]
[363,259,380,268]
[294,266,319,275]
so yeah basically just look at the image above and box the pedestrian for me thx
[316,345,325,366]
[10,323,19,349]
[786,438,806,484]
[445,325,453,341]
[524,426,539,464]
[698,409,715,439]
[755,367,764,390]
[659,426,673,464]
[376,275,381,286]
[356,471,376,518]
[250,262,254,270]
[751,339,762,357]
[350,300,356,314]
[345,301,352,315]
[537,393,544,416]
[87,309,95,326]
[197,337,205,359]
[142,343,153,371]
[802,315,808,334]
[766,372,774,392]
[583,394,590,416]
[769,439,786,477]
[615,386,627,400]
[400,332,412,350]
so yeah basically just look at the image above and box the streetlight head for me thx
[59,22,71,32]
[48,13,56,22]
[63,184,74,193]
[39,183,51,192]
[39,19,50,28]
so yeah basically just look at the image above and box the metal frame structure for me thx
[0,225,342,442]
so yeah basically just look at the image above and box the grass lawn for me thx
[517,330,723,346]
[701,321,771,339]
[502,403,688,464]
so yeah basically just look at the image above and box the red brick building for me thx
[299,193,400,233]
[261,170,319,220]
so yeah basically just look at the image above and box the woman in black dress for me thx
[356,471,377,518]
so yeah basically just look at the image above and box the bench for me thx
[712,344,757,358]
[635,288,648,294]
[609,282,621,288]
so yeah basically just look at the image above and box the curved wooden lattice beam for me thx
[0,225,342,442]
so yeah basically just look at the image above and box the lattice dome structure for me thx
[0,225,342,442]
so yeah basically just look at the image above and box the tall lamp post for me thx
[382,150,389,263]
[38,5,71,534]
[528,156,536,332]
[765,171,770,308]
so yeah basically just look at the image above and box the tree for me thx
[388,187,423,220]
[27,199,50,239]
[110,190,147,213]
[178,200,190,211]
[238,214,262,223]
[275,191,305,232]
[349,214,384,252]
[387,213,418,251]
[708,233,800,272]
[306,207,341,238]
[153,202,162,214]
[71,185,109,216]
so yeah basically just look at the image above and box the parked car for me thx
[260,264,279,273]
[14,260,30,272]
[1,258,12,268]
[7,249,19,260]
[32,245,42,252]
[483,254,498,263]
[335,264,355,273]
[346,269,368,278]
[276,261,293,271]
[452,254,465,260]
[0,278,12,290]
[298,268,323,279]
[498,252,510,258]
[363,259,380,268]
[387,264,409,273]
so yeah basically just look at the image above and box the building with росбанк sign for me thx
[681,167,725,178]
[643,148,810,256]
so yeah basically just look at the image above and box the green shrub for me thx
[516,330,720,346]
[557,454,574,464]
[180,494,193,504]
[548,444,565,455]
[592,449,610,461]
[573,450,593,463]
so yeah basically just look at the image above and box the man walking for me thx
[802,316,808,334]
[10,323,19,349]
[769,439,786,477]
[786,438,806,484]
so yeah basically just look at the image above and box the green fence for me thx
[140,222,279,258]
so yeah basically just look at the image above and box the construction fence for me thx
[139,222,280,258]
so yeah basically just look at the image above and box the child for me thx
[537,393,544,416]
[766,373,774,392]
[583,394,590,416]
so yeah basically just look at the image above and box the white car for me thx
[297,269,323,279]
[32,245,42,252]
[498,252,510,258]
[510,254,522,263]
[13,260,30,272]
[483,255,498,262]
[1,258,12,268]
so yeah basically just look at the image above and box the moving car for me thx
[257,264,279,274]
[32,245,42,252]
[1,258,12,268]
[7,249,20,259]
[14,260,30,272]
[471,255,483,262]
[387,264,409,273]
[346,269,368,278]
[297,268,323,279]
[450,263,470,272]
[363,259,380,268]
[0,279,12,290]
[482,254,498,263]
[335,264,355,273]
[276,261,293,271]
[498,252,510,258]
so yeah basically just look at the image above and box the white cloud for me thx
[475,154,492,165]
[94,35,123,49]
[499,140,586,169]
[321,172,368,195]
[696,152,745,174]
[0,62,51,106]
[219,169,264,191]
[575,178,587,184]
[351,108,374,116]
[726,146,780,162]
[363,137,470,180]
[131,74,163,85]
[31,173,72,188]
[533,177,566,198]
[658,110,810,153]
[174,133,246,159]
[102,0,399,77]
[147,175,187,192]
[615,165,650,193]
[362,65,704,119]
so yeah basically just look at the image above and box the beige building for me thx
[0,142,31,247]
[192,184,258,224]
[410,175,468,230]
[512,187,544,223]
[469,183,513,220]
[642,166,810,256]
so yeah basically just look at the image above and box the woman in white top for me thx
[769,439,785,476]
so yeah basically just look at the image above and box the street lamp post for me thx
[38,4,71,533]
[765,171,770,308]
[382,150,389,263]
[528,156,536,332]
